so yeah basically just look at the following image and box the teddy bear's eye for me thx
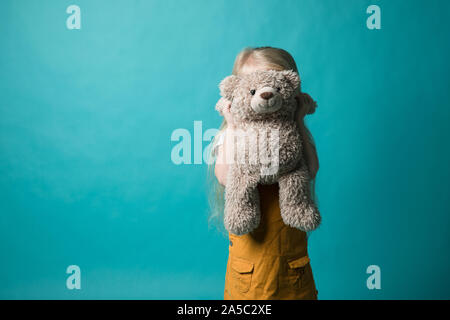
[250,89,256,95]
[276,87,281,92]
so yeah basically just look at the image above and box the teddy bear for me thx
[216,69,321,235]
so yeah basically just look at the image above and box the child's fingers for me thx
[222,102,234,125]
[215,97,228,114]
[301,93,317,115]
[222,101,231,115]
[215,98,232,115]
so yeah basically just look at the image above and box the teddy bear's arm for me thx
[224,165,261,235]
[278,163,321,231]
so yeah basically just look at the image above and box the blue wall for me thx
[0,0,449,299]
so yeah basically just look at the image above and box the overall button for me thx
[230,240,233,247]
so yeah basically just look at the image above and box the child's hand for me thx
[295,93,317,120]
[216,98,234,128]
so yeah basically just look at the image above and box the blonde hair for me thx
[207,46,318,234]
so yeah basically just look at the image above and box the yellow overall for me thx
[224,183,318,300]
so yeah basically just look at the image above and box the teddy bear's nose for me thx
[260,92,273,100]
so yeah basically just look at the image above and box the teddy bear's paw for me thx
[299,204,321,231]
[282,203,321,232]
[224,206,260,236]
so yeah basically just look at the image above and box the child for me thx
[210,47,319,300]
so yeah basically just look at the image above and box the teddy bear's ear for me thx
[219,75,239,101]
[281,70,301,91]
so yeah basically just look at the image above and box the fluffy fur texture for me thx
[217,70,321,235]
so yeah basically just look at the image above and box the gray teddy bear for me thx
[216,70,321,235]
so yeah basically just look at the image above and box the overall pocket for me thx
[287,255,311,289]
[230,256,254,293]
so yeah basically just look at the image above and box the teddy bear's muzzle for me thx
[250,87,282,114]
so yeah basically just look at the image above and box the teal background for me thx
[1,0,449,299]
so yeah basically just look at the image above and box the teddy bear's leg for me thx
[224,166,260,235]
[278,164,321,231]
